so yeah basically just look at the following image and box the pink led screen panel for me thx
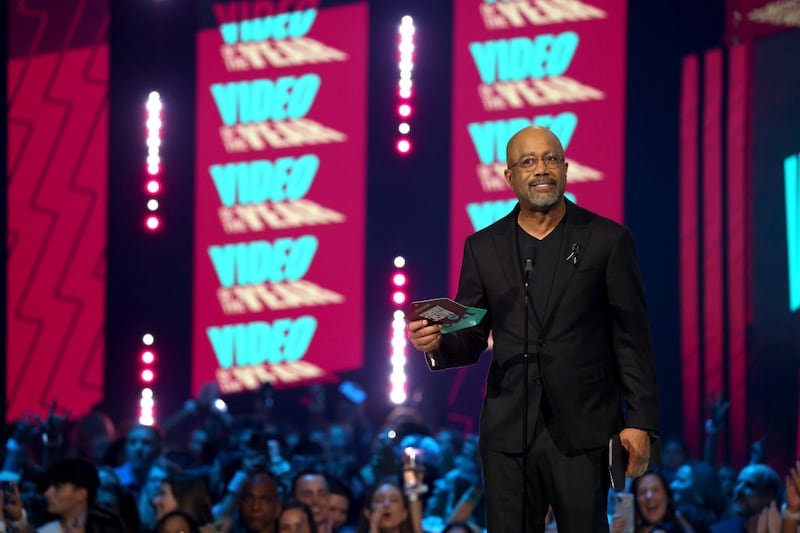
[194,2,368,394]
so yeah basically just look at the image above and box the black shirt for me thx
[516,219,565,327]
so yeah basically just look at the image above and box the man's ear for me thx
[76,485,89,505]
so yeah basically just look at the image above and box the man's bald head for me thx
[505,126,565,168]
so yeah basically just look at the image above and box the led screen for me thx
[193,1,368,394]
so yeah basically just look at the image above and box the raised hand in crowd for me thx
[703,392,729,467]
[0,481,24,525]
[3,414,38,474]
[36,400,70,468]
[750,438,767,465]
[783,461,800,533]
[756,501,781,533]
[705,393,730,436]
[35,400,70,444]
[4,400,70,474]
[11,414,38,447]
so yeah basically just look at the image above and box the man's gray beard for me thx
[527,190,562,209]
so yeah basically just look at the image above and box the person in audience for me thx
[207,450,245,503]
[140,456,182,531]
[716,465,736,516]
[711,463,782,533]
[279,499,318,533]
[424,433,483,532]
[290,441,327,478]
[611,468,692,533]
[661,437,690,484]
[327,477,354,532]
[42,458,102,531]
[441,522,473,533]
[355,480,422,533]
[66,410,117,466]
[155,509,203,533]
[324,427,361,503]
[432,430,463,478]
[671,460,727,527]
[17,466,51,527]
[293,471,332,533]
[96,465,141,531]
[114,423,164,497]
[152,472,223,531]
[4,458,126,532]
[234,471,282,533]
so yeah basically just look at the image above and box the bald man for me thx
[238,472,282,533]
[408,126,660,532]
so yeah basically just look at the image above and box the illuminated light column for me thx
[390,256,408,404]
[396,16,415,155]
[145,91,162,231]
[786,153,800,312]
[139,333,157,425]
[142,93,161,422]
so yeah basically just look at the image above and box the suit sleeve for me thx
[425,236,491,371]
[606,228,660,432]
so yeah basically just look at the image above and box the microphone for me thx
[524,257,534,281]
[521,249,535,531]
[524,249,536,284]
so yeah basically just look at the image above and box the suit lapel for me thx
[491,204,521,293]
[491,204,545,336]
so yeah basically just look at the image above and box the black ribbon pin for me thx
[566,242,580,265]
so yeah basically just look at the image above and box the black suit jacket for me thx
[427,200,660,454]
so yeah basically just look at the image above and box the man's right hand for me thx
[407,320,443,353]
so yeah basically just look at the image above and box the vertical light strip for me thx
[726,43,749,467]
[680,54,701,455]
[139,332,156,425]
[390,256,408,404]
[145,91,162,231]
[396,16,415,154]
[796,370,800,460]
[702,49,724,410]
[785,153,800,311]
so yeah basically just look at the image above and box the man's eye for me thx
[522,157,534,166]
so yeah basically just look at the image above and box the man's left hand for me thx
[619,427,650,477]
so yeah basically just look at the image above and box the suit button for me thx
[537,339,545,347]
[535,376,543,385]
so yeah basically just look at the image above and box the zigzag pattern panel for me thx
[7,0,108,421]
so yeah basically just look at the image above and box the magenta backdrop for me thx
[193,3,368,395]
[7,0,109,422]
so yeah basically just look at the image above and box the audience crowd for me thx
[0,383,797,533]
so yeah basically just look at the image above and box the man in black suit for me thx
[408,126,660,532]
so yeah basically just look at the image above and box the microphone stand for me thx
[521,256,534,532]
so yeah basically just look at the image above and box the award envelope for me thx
[406,297,487,334]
